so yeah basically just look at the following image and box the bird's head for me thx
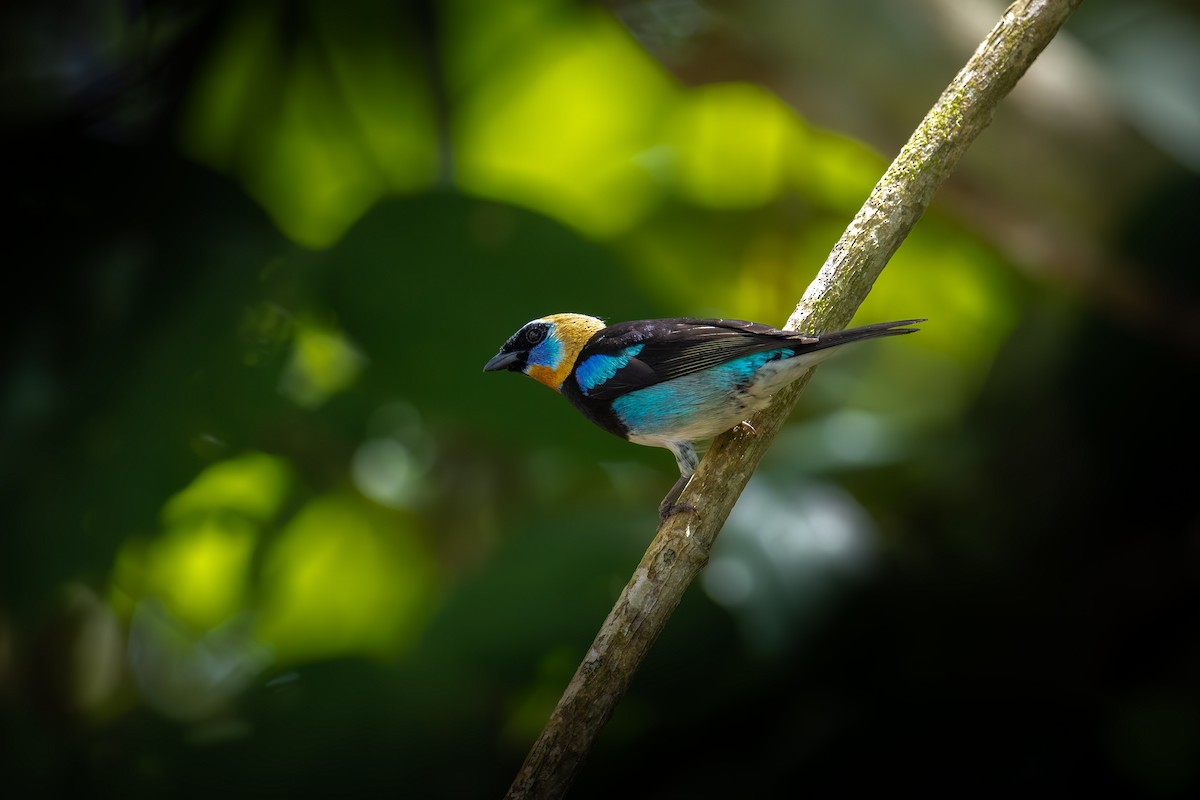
[483,313,606,391]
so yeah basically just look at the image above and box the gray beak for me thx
[483,351,520,372]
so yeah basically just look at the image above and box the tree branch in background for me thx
[506,2,1085,797]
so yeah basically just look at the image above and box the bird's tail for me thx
[801,318,925,352]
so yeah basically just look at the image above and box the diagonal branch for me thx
[506,1,1084,797]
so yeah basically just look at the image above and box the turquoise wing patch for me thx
[575,344,645,396]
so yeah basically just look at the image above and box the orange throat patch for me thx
[527,363,565,391]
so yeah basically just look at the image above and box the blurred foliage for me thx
[2,0,1199,797]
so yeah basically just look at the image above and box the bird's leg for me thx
[659,472,694,520]
[736,419,757,435]
[659,442,699,521]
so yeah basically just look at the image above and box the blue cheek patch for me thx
[612,348,794,434]
[576,343,645,396]
[528,334,564,369]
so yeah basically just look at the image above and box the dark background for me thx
[2,0,1198,797]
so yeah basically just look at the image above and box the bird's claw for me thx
[658,501,698,522]
[736,420,757,435]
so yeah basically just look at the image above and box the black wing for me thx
[574,317,924,402]
[574,318,815,401]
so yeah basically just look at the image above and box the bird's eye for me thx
[524,326,547,345]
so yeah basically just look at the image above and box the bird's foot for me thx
[659,500,698,522]
[736,420,757,435]
[658,473,695,522]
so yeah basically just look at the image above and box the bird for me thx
[484,313,923,518]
